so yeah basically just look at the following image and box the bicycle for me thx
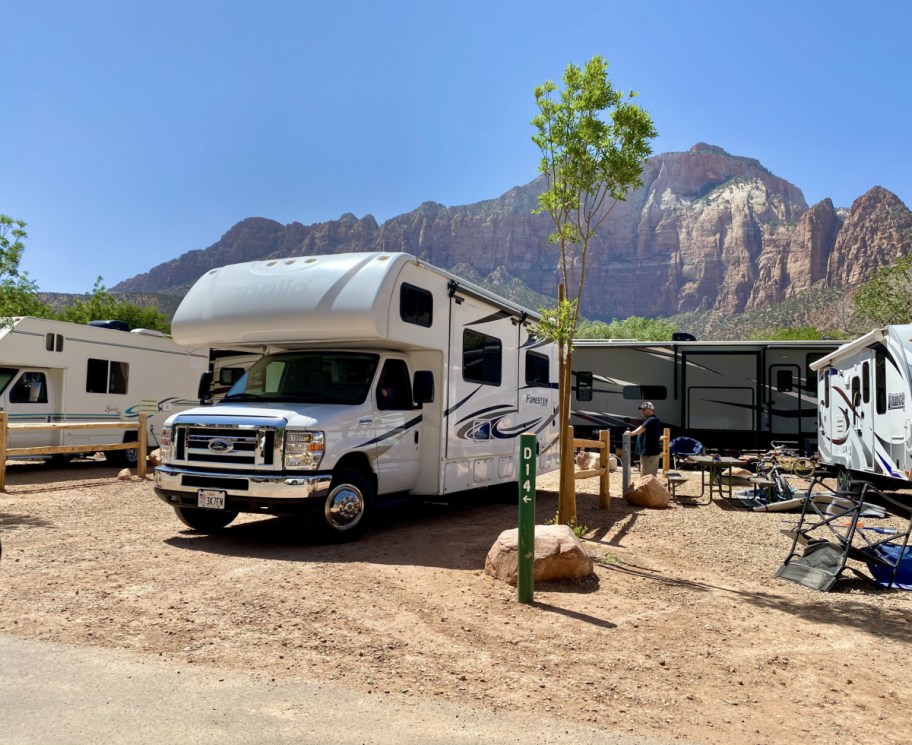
[756,445,816,478]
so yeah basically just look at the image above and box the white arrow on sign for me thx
[522,495,531,503]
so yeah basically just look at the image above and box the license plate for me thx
[197,489,226,509]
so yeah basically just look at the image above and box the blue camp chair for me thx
[669,436,703,469]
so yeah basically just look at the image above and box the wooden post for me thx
[137,413,148,479]
[662,428,671,474]
[598,429,610,509]
[0,412,7,492]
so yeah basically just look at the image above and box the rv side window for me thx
[463,330,501,386]
[400,284,433,328]
[851,376,861,407]
[875,348,887,414]
[823,371,830,407]
[45,333,64,352]
[525,351,550,386]
[9,372,48,404]
[576,371,593,402]
[622,385,667,401]
[86,358,129,395]
[862,361,870,403]
[776,370,793,392]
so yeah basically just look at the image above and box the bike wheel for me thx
[792,457,816,478]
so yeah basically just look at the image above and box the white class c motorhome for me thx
[811,324,912,491]
[0,317,209,463]
[154,252,560,539]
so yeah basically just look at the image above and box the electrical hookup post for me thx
[517,433,536,604]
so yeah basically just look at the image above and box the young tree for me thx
[531,56,657,525]
[0,214,53,319]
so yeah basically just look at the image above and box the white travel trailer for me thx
[154,252,560,538]
[571,337,841,453]
[811,324,912,490]
[0,317,209,463]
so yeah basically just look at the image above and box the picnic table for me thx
[687,455,748,502]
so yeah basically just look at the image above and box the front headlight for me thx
[284,431,324,470]
[160,425,173,461]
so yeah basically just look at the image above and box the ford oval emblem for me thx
[208,438,233,453]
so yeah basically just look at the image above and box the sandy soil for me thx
[1,456,911,744]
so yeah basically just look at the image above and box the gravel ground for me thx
[1,456,911,744]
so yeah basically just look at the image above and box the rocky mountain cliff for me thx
[113,144,912,321]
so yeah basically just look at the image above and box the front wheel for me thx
[173,506,238,532]
[320,469,374,540]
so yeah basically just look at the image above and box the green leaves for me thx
[853,253,912,326]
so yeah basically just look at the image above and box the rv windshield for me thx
[223,352,379,405]
[0,367,18,396]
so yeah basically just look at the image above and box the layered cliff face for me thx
[113,144,912,320]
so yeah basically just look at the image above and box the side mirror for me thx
[197,370,213,404]
[576,371,593,402]
[413,370,434,405]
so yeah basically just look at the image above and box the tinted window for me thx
[623,385,667,400]
[9,372,48,404]
[400,283,433,327]
[463,330,501,386]
[776,370,794,392]
[86,359,129,395]
[576,371,593,402]
[525,351,550,386]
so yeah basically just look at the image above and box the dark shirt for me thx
[636,415,661,456]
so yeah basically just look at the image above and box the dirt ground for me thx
[1,456,911,744]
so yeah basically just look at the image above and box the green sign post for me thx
[517,433,536,603]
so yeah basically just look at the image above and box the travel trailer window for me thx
[0,368,17,395]
[851,376,861,408]
[463,330,501,386]
[776,370,793,392]
[875,348,887,414]
[823,371,830,407]
[525,351,550,386]
[44,333,63,352]
[862,361,871,403]
[622,385,667,401]
[86,359,129,395]
[376,359,414,410]
[400,283,433,327]
[576,371,593,401]
[9,372,48,403]
[227,351,378,405]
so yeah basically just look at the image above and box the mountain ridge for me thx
[112,144,912,323]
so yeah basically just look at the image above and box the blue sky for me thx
[3,1,910,293]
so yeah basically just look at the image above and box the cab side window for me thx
[9,372,48,404]
[376,359,413,410]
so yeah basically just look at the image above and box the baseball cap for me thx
[639,401,654,410]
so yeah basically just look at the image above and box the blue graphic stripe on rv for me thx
[358,414,424,446]
[454,404,515,425]
[444,385,482,417]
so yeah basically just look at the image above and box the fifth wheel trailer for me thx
[571,338,840,453]
[0,317,209,463]
[811,324,912,490]
[154,252,560,538]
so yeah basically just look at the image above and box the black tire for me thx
[320,469,373,540]
[792,457,816,478]
[173,505,238,532]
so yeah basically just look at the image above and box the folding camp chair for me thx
[669,436,703,469]
[776,481,912,592]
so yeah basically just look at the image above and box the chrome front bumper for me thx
[154,464,332,503]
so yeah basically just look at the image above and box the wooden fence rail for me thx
[0,412,148,490]
[569,426,611,509]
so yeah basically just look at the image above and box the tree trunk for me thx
[557,345,577,526]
